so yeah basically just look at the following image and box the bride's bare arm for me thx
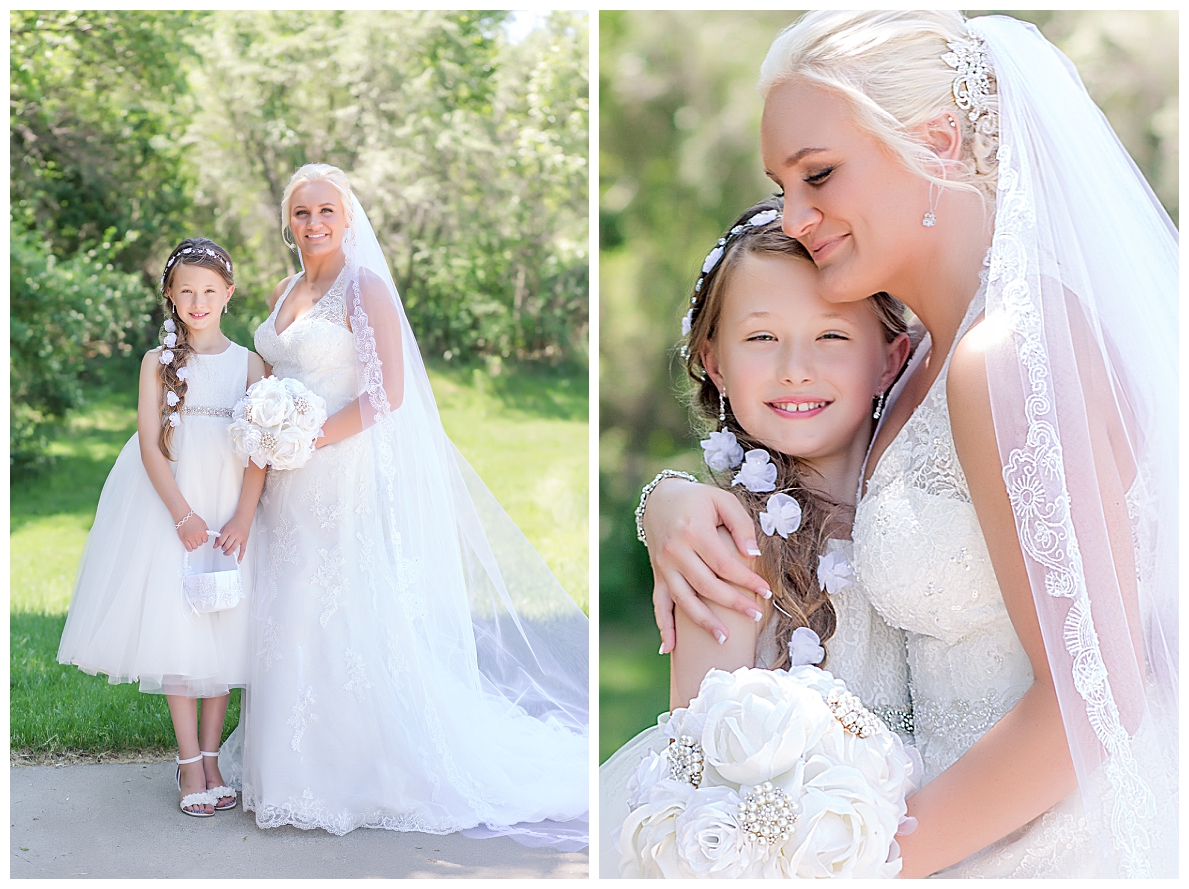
[669,527,764,709]
[896,327,1078,877]
[643,478,772,653]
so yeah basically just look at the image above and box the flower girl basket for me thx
[182,538,244,614]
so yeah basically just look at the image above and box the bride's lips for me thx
[808,234,848,263]
[769,398,831,419]
[306,232,329,242]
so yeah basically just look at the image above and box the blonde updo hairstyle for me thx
[280,163,356,251]
[683,197,909,670]
[758,10,998,203]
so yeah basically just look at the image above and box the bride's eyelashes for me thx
[804,165,834,186]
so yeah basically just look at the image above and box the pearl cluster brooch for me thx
[668,735,704,787]
[737,782,798,845]
[293,396,311,415]
[826,687,881,738]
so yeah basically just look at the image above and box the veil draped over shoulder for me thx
[973,16,1176,876]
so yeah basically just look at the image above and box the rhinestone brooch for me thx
[668,735,704,787]
[737,782,798,845]
[259,431,278,451]
[826,688,881,738]
[294,396,311,415]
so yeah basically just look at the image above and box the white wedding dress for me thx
[852,287,1095,877]
[598,537,913,876]
[225,267,588,841]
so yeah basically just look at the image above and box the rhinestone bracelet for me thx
[174,507,194,531]
[635,470,700,546]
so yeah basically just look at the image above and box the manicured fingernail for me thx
[715,631,726,645]
[759,587,773,600]
[751,609,763,622]
[746,545,761,557]
[659,644,667,656]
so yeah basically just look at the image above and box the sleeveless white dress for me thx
[852,289,1095,877]
[598,537,913,876]
[58,343,257,697]
[233,269,588,840]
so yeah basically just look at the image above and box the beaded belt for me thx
[871,704,914,736]
[180,405,234,418]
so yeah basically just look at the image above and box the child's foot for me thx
[178,760,214,815]
[202,752,236,810]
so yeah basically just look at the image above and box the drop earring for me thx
[922,181,939,227]
[719,390,727,424]
[873,390,887,421]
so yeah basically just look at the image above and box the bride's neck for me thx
[299,249,347,291]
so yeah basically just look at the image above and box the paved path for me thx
[10,761,587,879]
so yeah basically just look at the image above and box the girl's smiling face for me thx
[166,264,233,332]
[703,252,906,466]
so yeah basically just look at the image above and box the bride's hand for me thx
[643,478,771,653]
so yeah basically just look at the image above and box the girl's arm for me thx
[643,478,773,653]
[895,325,1078,877]
[136,350,209,551]
[217,352,268,561]
[669,527,764,709]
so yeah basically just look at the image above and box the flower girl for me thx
[58,238,267,816]
[602,198,915,876]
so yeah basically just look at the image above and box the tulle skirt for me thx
[57,423,258,697]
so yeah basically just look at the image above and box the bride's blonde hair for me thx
[758,10,998,202]
[280,163,356,249]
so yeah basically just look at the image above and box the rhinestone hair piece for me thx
[668,735,704,787]
[161,245,234,285]
[736,782,798,845]
[942,32,998,140]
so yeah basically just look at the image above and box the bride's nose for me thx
[782,200,822,243]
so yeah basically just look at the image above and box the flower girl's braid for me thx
[157,238,234,460]
[680,198,909,669]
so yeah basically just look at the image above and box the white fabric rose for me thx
[269,426,310,470]
[166,390,180,407]
[618,779,696,878]
[159,349,174,365]
[760,492,802,538]
[176,366,190,381]
[673,785,757,877]
[732,449,777,493]
[626,749,668,811]
[702,245,724,275]
[681,309,694,337]
[817,549,855,595]
[163,318,176,333]
[748,209,780,227]
[700,428,744,472]
[167,411,180,428]
[692,668,833,787]
[163,332,177,348]
[251,380,290,429]
[788,627,825,666]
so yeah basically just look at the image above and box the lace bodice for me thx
[253,268,359,414]
[852,288,1033,783]
[177,342,250,416]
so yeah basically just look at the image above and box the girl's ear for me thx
[700,340,726,392]
[879,332,912,392]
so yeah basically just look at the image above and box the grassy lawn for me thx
[10,359,588,756]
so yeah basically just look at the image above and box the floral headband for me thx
[160,245,234,287]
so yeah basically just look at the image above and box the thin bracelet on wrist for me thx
[635,470,699,547]
[174,507,194,531]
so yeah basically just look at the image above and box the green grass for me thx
[599,618,670,763]
[10,360,588,755]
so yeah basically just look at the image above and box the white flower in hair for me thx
[759,491,802,538]
[166,390,180,407]
[681,309,694,337]
[817,549,855,596]
[163,332,177,349]
[159,349,174,365]
[702,245,724,275]
[176,366,190,381]
[163,318,176,333]
[747,209,780,227]
[701,428,744,472]
[788,626,825,667]
[732,449,777,493]
[168,411,180,428]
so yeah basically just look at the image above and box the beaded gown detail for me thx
[233,269,588,838]
[852,289,1095,877]
[58,343,257,697]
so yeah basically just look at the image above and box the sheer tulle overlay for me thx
[57,344,258,697]
[225,254,588,843]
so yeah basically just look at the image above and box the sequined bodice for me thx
[852,289,1033,783]
[253,269,359,414]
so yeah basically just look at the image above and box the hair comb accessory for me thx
[942,31,998,139]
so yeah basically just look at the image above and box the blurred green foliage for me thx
[598,10,1178,760]
[11,10,588,471]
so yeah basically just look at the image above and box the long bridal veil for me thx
[974,16,1176,877]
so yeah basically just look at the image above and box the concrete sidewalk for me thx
[10,761,587,879]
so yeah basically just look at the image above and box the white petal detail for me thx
[788,626,825,666]
[731,449,777,493]
[817,549,855,595]
[701,428,744,472]
[758,492,802,538]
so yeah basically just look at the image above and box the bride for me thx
[222,163,588,846]
[631,10,1175,878]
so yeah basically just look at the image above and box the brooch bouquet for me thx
[618,666,916,878]
[227,376,327,470]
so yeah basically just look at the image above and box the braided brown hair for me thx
[157,238,234,460]
[681,197,908,669]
